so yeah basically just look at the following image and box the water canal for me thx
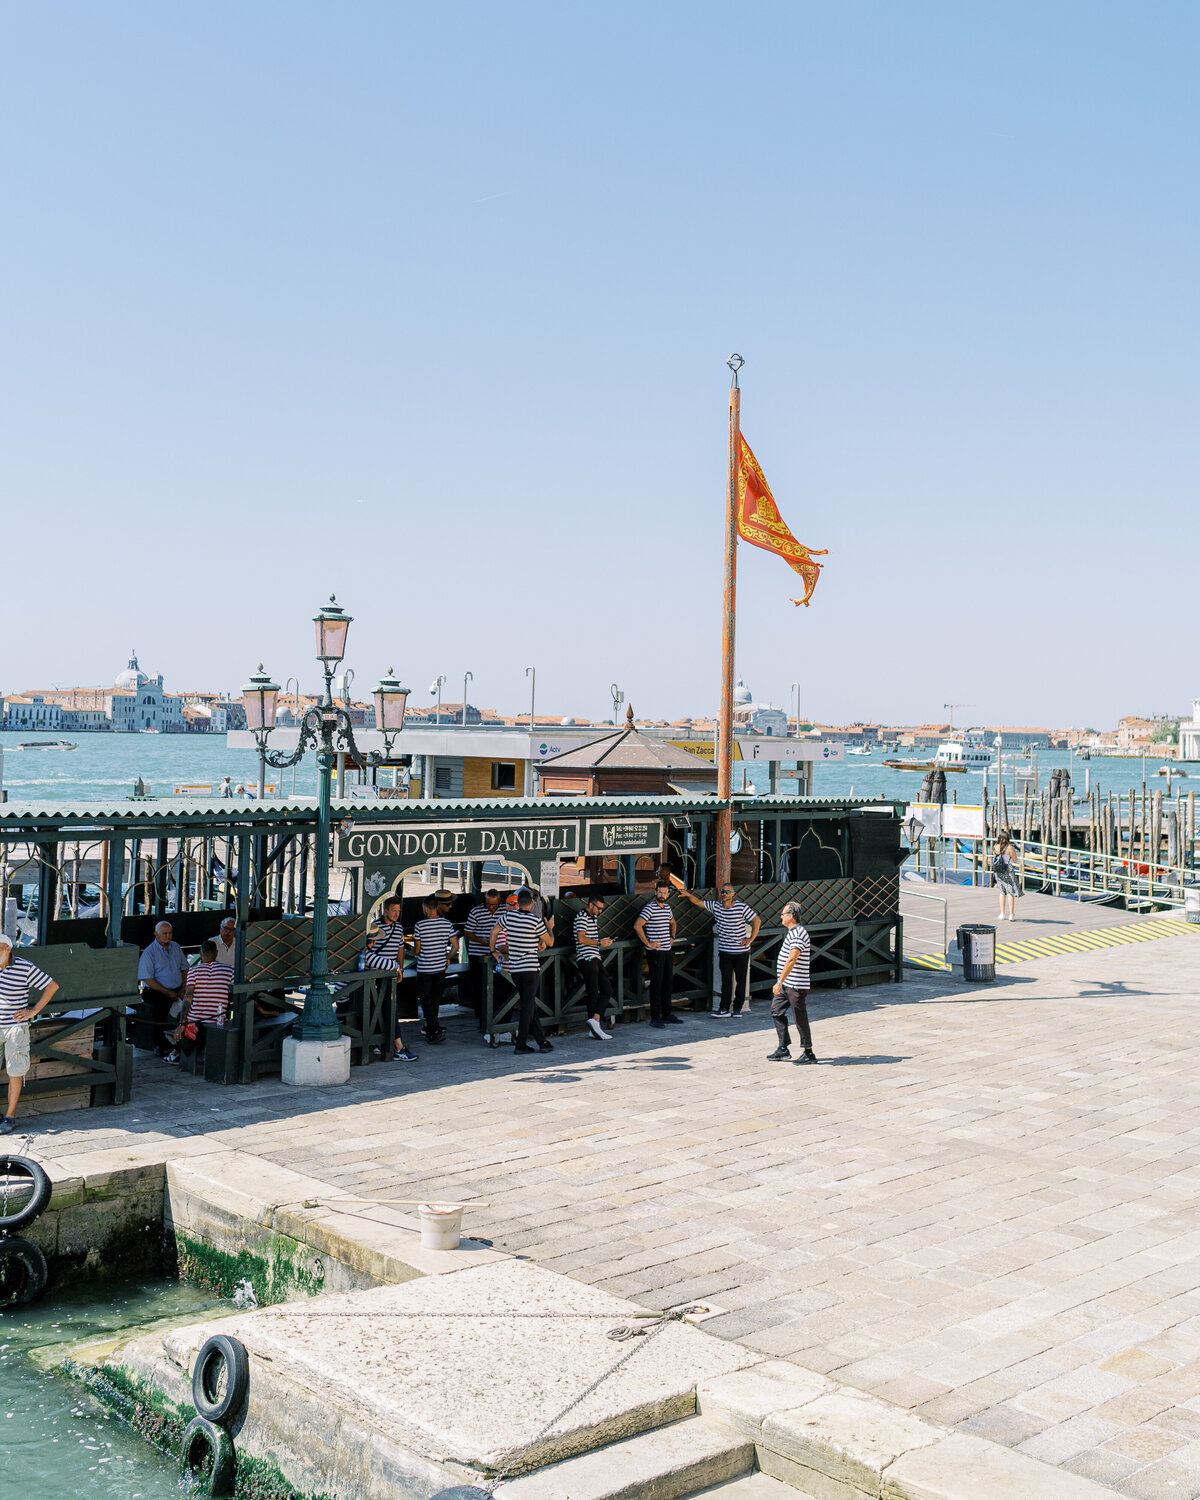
[0,728,1176,806]
[3,1276,227,1498]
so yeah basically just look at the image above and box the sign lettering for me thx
[337,820,580,878]
[584,819,664,856]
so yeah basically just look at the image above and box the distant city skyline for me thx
[2,644,1189,742]
[2,5,1196,723]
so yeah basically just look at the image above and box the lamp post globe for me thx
[373,668,411,750]
[313,595,352,668]
[241,666,281,798]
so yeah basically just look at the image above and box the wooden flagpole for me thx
[716,354,743,888]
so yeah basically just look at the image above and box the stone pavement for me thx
[28,918,1200,1499]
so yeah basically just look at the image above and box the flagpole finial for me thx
[726,353,744,388]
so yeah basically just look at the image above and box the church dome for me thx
[733,678,752,705]
[115,650,149,690]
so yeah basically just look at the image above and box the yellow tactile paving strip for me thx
[908,915,1196,971]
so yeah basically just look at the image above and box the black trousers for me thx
[512,970,546,1046]
[581,958,614,1018]
[718,950,750,1013]
[142,986,179,1054]
[467,955,490,1020]
[417,972,446,1033]
[645,949,674,1022]
[772,986,812,1050]
[178,1021,209,1058]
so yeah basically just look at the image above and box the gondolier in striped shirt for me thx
[0,934,59,1134]
[490,888,553,1054]
[170,941,233,1063]
[769,902,816,1063]
[363,896,417,1062]
[412,897,457,1045]
[464,890,503,1024]
[678,883,761,1016]
[633,881,682,1029]
[574,895,614,1040]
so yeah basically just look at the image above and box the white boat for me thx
[847,746,872,756]
[935,737,994,771]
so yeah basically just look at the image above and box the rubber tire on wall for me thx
[0,1156,52,1232]
[179,1416,237,1496]
[0,1235,49,1307]
[192,1334,250,1425]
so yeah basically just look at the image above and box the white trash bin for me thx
[1186,889,1200,926]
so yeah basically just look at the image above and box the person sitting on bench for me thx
[168,941,233,1065]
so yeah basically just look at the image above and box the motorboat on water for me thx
[934,736,994,771]
[847,746,872,756]
[15,740,77,751]
[883,757,968,773]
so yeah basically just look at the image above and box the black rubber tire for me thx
[0,1155,52,1232]
[192,1334,250,1425]
[0,1235,49,1307]
[179,1415,236,1496]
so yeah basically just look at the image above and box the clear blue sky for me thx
[3,3,1196,729]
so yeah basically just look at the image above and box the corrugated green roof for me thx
[0,791,902,831]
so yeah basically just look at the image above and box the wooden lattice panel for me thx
[245,916,364,982]
[853,874,899,920]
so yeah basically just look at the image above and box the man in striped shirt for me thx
[363,897,417,1062]
[678,883,761,1017]
[633,882,681,1029]
[0,934,59,1134]
[574,896,614,1040]
[412,897,457,1045]
[465,890,503,1024]
[770,902,816,1063]
[491,888,553,1054]
[171,942,234,1063]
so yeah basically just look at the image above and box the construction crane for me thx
[943,703,974,732]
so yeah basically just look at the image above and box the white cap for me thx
[0,933,13,948]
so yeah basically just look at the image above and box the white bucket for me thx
[419,1203,464,1250]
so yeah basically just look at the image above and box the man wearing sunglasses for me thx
[678,882,760,1016]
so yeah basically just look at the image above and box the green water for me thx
[1,1276,225,1497]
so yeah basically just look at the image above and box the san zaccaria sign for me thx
[336,816,664,892]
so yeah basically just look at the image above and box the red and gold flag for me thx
[736,434,827,606]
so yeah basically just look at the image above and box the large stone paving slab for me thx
[166,1258,754,1474]
[29,917,1200,1498]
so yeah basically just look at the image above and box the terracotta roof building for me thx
[537,707,718,797]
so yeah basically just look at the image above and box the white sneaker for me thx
[587,1017,612,1040]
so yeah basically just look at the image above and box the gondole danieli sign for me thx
[336,816,664,888]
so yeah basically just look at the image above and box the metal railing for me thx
[898,887,948,966]
[1012,839,1193,910]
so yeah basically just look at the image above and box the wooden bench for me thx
[199,968,398,1083]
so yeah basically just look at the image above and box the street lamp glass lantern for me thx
[313,595,352,666]
[373,668,410,733]
[242,665,281,732]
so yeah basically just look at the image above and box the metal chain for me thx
[260,1304,703,1493]
[484,1309,697,1494]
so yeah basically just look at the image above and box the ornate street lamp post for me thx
[242,665,281,799]
[242,597,410,1079]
